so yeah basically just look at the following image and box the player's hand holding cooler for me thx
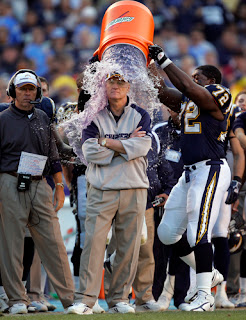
[225,177,242,204]
[148,44,172,69]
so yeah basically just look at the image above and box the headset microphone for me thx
[29,98,43,105]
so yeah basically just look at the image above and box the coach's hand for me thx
[225,179,242,204]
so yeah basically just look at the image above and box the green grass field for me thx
[3,309,246,320]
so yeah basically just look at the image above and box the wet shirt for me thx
[180,84,232,165]
[82,102,152,190]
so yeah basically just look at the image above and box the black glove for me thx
[148,44,172,69]
[89,54,99,64]
[229,211,245,231]
[78,89,91,112]
[225,179,242,204]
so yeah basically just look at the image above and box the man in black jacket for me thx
[0,70,75,315]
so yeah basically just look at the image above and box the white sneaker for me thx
[136,299,165,312]
[40,293,56,311]
[65,302,93,315]
[9,303,28,314]
[185,269,223,303]
[108,302,135,313]
[235,293,246,307]
[157,294,172,310]
[157,274,174,310]
[211,269,224,288]
[92,300,105,313]
[183,291,214,311]
[0,296,8,312]
[178,303,188,310]
[228,293,240,305]
[29,300,48,312]
[27,305,37,313]
[215,294,235,308]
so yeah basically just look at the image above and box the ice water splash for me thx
[62,44,162,164]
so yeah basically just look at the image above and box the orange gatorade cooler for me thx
[94,0,154,64]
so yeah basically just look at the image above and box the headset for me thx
[6,69,43,104]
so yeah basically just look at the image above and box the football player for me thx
[149,44,233,311]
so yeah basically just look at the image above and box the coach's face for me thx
[106,77,130,102]
[15,84,37,111]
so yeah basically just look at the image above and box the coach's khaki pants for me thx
[104,207,156,305]
[0,173,74,307]
[75,185,146,308]
[133,207,155,305]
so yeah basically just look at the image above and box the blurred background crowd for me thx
[0,0,245,108]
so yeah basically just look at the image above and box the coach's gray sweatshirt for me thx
[82,103,152,190]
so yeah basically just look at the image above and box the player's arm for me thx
[149,45,223,121]
[234,127,246,150]
[148,61,182,112]
[233,112,246,149]
[225,130,245,204]
[230,131,245,179]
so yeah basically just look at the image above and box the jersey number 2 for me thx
[184,102,201,134]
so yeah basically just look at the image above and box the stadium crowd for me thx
[1,0,246,315]
[0,0,245,109]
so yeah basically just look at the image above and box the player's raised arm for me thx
[149,45,224,121]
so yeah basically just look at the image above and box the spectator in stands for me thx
[23,26,51,76]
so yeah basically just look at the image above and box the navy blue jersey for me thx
[233,110,246,133]
[224,104,241,153]
[180,84,232,165]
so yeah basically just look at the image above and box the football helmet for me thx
[228,212,245,254]
[57,102,77,124]
[228,231,243,254]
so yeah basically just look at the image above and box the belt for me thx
[3,172,43,181]
[184,159,224,183]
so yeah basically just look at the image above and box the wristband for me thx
[160,58,172,69]
[233,176,242,183]
[56,182,64,188]
[157,52,172,69]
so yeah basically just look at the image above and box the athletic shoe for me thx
[185,269,224,303]
[157,273,174,310]
[0,293,8,303]
[215,294,235,308]
[157,294,172,310]
[0,296,8,312]
[64,302,93,314]
[228,293,240,305]
[29,300,48,312]
[40,293,56,311]
[182,291,214,311]
[27,305,37,313]
[211,269,224,288]
[9,303,28,314]
[92,300,105,313]
[108,302,135,313]
[65,302,93,315]
[235,293,246,308]
[178,303,188,311]
[135,300,165,312]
